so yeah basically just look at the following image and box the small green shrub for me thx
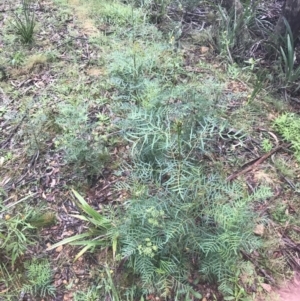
[10,51,25,67]
[12,0,36,44]
[0,195,36,267]
[273,113,300,162]
[118,106,271,297]
[21,99,57,155]
[52,105,272,299]
[0,194,55,269]
[0,196,55,299]
[108,41,200,109]
[22,258,56,298]
[273,157,296,178]
[261,138,273,152]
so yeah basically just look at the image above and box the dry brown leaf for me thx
[254,224,265,236]
[55,245,63,252]
[200,46,209,54]
[261,283,272,292]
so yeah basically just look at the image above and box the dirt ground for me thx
[278,274,300,301]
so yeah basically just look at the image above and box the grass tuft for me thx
[12,0,36,44]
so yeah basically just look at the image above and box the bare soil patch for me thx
[277,274,300,301]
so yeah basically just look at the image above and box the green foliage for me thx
[215,1,273,63]
[216,5,250,62]
[0,196,36,267]
[47,189,118,261]
[273,113,300,162]
[0,263,23,300]
[277,18,300,89]
[1,0,287,299]
[108,42,182,104]
[261,138,273,152]
[12,0,36,44]
[56,105,271,298]
[10,51,25,67]
[280,34,300,87]
[27,211,56,228]
[20,97,57,155]
[117,106,272,297]
[270,203,289,224]
[0,193,54,271]
[273,157,296,178]
[22,258,56,298]
[247,72,265,103]
[0,197,55,299]
[74,286,102,301]
[90,0,144,26]
[55,102,109,176]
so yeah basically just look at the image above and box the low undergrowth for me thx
[274,113,300,162]
[1,0,300,300]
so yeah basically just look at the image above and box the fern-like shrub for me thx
[119,179,270,297]
[116,106,272,298]
[108,42,183,105]
[50,65,271,299]
[273,113,300,162]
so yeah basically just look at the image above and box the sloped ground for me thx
[1,0,300,300]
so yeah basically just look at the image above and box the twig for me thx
[97,179,118,194]
[227,144,285,181]
[0,115,26,148]
[240,250,275,284]
[56,36,88,48]
[0,192,38,213]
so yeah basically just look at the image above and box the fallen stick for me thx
[226,144,285,181]
[240,250,275,284]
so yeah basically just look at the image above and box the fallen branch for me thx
[240,250,275,284]
[227,144,286,181]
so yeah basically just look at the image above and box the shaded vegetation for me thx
[1,0,300,300]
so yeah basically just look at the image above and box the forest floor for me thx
[1,0,300,300]
[276,273,300,301]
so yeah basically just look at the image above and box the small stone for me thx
[55,245,63,252]
[55,279,62,287]
[261,283,272,292]
[254,224,264,236]
[200,46,209,54]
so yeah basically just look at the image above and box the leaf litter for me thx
[1,0,300,300]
